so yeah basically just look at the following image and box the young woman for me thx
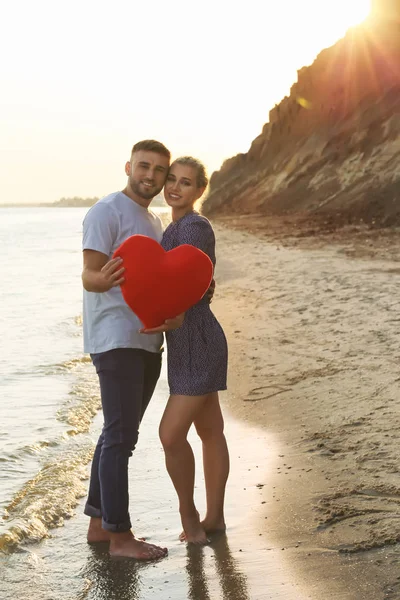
[159,157,229,544]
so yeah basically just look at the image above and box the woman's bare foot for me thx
[87,517,110,543]
[109,531,168,560]
[201,516,226,534]
[179,514,226,541]
[180,512,208,545]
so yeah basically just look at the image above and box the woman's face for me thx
[164,164,204,210]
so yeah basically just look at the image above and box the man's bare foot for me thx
[87,517,110,543]
[180,512,208,545]
[109,531,168,560]
[179,516,226,542]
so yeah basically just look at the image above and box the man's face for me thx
[125,150,169,202]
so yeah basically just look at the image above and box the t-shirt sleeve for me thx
[82,203,118,256]
[178,219,214,256]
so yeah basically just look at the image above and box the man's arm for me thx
[207,278,215,303]
[82,249,125,292]
[83,250,184,330]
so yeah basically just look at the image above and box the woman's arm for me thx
[177,218,214,255]
[179,218,216,301]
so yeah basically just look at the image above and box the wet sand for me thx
[212,218,400,600]
[1,361,312,600]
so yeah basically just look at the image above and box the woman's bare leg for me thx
[159,394,208,544]
[194,393,229,532]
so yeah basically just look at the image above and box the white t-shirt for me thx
[82,191,163,354]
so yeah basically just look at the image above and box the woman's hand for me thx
[140,313,185,334]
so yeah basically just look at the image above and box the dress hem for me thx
[168,386,227,396]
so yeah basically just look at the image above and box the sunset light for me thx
[337,0,371,27]
[0,0,373,205]
[3,0,400,596]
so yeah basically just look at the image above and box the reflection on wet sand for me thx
[79,534,250,600]
[185,545,211,600]
[80,544,141,600]
[186,535,250,600]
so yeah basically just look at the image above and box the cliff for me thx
[202,1,400,227]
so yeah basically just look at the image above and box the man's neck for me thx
[121,186,151,209]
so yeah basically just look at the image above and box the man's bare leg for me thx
[87,517,110,543]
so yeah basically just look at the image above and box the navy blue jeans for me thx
[84,348,162,532]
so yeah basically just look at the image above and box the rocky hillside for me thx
[202,0,400,227]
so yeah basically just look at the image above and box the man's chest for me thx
[113,218,163,253]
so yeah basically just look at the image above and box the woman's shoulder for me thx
[175,212,215,247]
[181,212,213,231]
[180,214,214,242]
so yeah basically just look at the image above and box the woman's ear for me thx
[195,187,206,201]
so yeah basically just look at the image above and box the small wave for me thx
[36,355,92,377]
[60,314,83,337]
[54,355,101,435]
[74,579,95,600]
[4,439,54,460]
[1,358,99,466]
[0,433,90,469]
[22,439,57,453]
[0,354,101,553]
[52,313,84,339]
[54,356,92,371]
[57,376,100,434]
[0,444,94,553]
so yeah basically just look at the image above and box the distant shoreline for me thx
[0,198,168,209]
[0,203,96,208]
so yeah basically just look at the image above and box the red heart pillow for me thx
[113,235,213,329]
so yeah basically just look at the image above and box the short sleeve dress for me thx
[161,212,228,396]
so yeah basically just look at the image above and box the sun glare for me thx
[1,0,376,205]
[337,0,371,29]
[306,0,371,47]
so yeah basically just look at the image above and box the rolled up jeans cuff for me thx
[84,502,102,519]
[102,517,132,533]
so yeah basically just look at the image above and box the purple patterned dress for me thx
[161,212,228,396]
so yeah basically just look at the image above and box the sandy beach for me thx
[2,210,400,600]
[212,217,400,599]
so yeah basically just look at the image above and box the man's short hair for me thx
[131,140,171,160]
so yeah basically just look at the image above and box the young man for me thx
[82,140,182,560]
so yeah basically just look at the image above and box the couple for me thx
[81,140,229,560]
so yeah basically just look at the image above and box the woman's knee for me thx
[195,421,224,442]
[159,423,186,452]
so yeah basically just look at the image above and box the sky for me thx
[0,0,371,205]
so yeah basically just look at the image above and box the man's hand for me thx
[82,250,125,293]
[100,257,125,290]
[207,278,215,303]
[140,313,185,335]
